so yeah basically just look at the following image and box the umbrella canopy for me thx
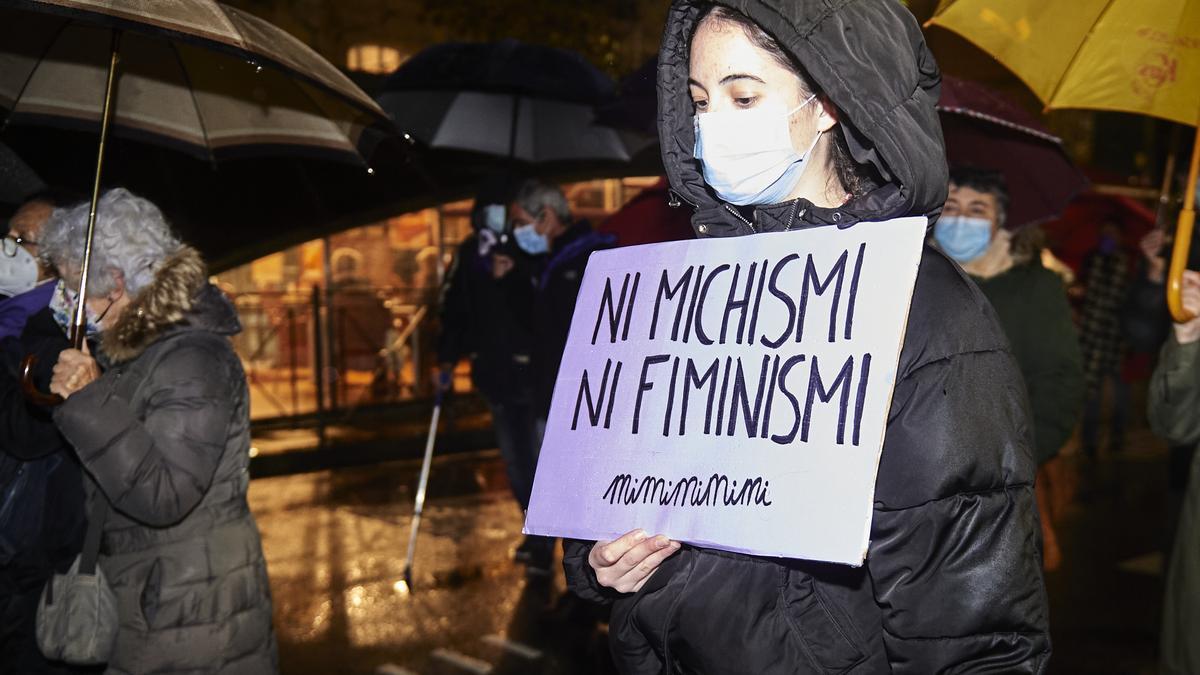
[378,39,631,164]
[928,0,1199,125]
[1,0,392,163]
[0,141,45,206]
[939,75,1089,228]
[3,125,438,272]
[596,178,694,248]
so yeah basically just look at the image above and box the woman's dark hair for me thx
[699,6,876,199]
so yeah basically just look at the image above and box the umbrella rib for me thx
[3,16,72,128]
[1046,0,1119,107]
[936,106,1063,143]
[167,40,215,165]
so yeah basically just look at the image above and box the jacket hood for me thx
[102,246,241,364]
[658,0,948,236]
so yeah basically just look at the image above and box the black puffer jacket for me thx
[53,248,277,674]
[562,1,1050,673]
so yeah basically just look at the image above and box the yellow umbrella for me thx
[928,0,1200,320]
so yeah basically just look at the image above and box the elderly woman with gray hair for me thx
[42,188,277,674]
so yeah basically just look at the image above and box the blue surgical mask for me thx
[1098,234,1118,255]
[482,204,507,234]
[694,95,822,206]
[513,223,549,255]
[934,216,993,263]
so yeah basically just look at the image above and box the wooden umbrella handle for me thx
[20,353,63,407]
[1167,125,1200,324]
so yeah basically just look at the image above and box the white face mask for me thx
[0,243,39,297]
[482,204,507,233]
[693,94,822,206]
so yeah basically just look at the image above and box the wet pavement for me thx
[249,427,1177,674]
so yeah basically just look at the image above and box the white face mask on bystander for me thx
[0,242,39,297]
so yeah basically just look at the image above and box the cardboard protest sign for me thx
[524,217,926,565]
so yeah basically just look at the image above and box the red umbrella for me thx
[939,75,1089,228]
[1040,192,1156,273]
[597,178,694,247]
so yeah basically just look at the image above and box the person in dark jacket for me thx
[1123,227,1200,549]
[43,188,277,674]
[562,3,1050,673]
[510,179,615,425]
[0,192,91,675]
[508,178,613,574]
[935,166,1084,570]
[1147,268,1200,675]
[1078,220,1132,457]
[437,177,545,565]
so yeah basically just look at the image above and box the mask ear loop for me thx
[787,93,819,117]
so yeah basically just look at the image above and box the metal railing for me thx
[230,286,439,432]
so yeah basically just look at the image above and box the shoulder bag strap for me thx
[77,497,109,576]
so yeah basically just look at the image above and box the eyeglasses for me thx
[1,234,36,257]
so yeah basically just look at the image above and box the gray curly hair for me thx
[40,188,183,298]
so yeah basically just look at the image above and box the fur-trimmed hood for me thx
[101,246,240,364]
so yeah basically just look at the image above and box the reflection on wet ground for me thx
[250,429,1174,674]
[250,449,613,675]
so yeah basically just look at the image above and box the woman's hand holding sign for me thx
[588,529,681,593]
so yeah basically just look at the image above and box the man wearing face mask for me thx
[935,167,1084,570]
[0,193,90,675]
[436,177,547,567]
[506,179,613,575]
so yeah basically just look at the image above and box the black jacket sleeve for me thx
[437,239,478,366]
[562,538,618,605]
[867,253,1050,673]
[0,313,71,460]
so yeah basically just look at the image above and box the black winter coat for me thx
[0,307,84,575]
[53,249,277,675]
[563,1,1050,673]
[531,222,614,417]
[438,234,536,403]
[0,306,88,675]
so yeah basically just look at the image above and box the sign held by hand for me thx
[524,218,926,565]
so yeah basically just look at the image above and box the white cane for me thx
[403,378,446,589]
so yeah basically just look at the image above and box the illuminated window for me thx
[346,44,404,74]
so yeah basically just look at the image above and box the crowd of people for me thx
[435,1,1198,673]
[0,0,1197,673]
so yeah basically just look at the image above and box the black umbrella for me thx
[0,0,440,405]
[3,125,439,272]
[0,1,465,270]
[0,141,45,207]
[378,39,631,164]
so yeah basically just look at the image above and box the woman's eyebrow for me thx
[719,73,765,85]
[687,78,708,91]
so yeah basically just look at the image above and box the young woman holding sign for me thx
[562,2,1051,672]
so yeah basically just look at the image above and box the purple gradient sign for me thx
[524,218,926,564]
